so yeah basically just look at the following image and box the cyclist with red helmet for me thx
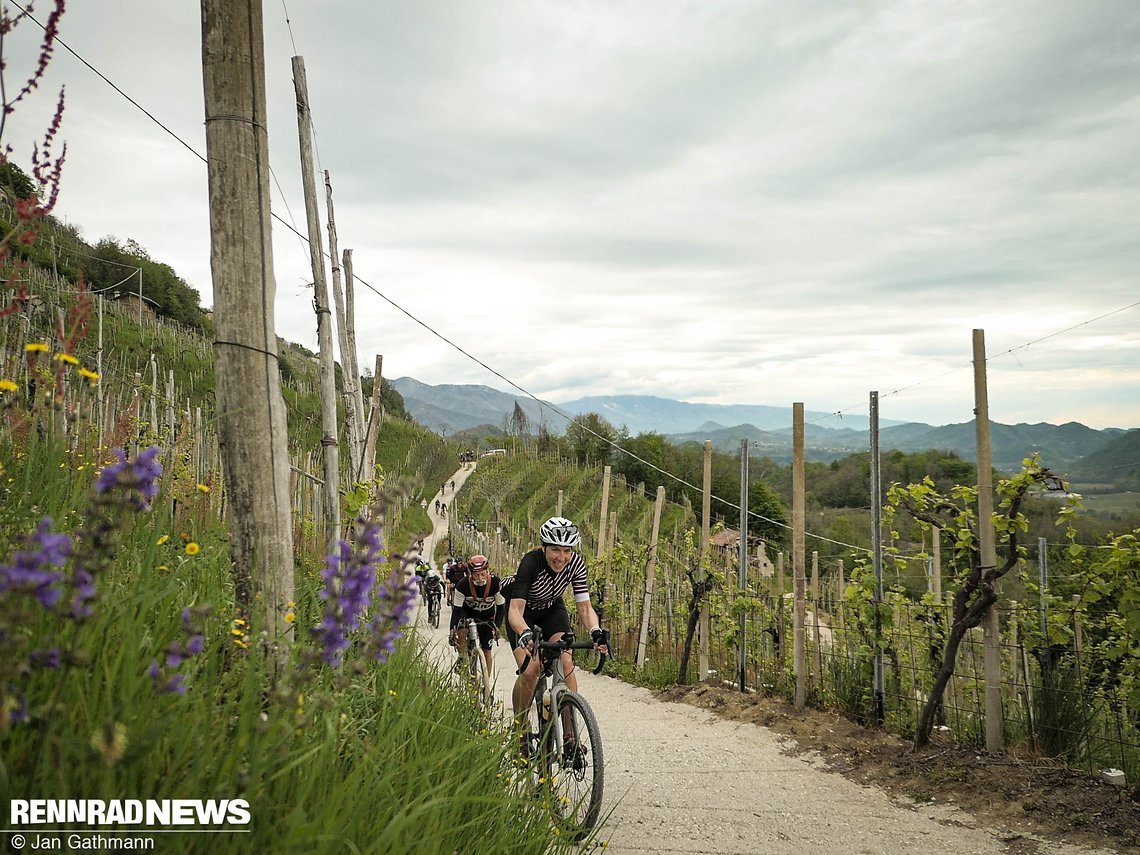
[500,516,610,755]
[450,554,505,673]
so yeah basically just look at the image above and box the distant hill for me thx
[391,380,897,436]
[555,394,863,433]
[390,378,558,435]
[389,378,1127,481]
[670,420,1119,473]
[1064,429,1140,491]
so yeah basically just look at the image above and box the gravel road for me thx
[414,468,1114,855]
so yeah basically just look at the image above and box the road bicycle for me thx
[424,586,442,628]
[455,614,496,712]
[522,627,607,839]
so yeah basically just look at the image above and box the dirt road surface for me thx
[414,468,1115,855]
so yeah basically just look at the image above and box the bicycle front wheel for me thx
[469,647,492,711]
[550,691,604,838]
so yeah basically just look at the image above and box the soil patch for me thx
[655,683,1140,855]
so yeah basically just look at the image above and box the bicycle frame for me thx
[524,629,606,756]
[524,629,608,838]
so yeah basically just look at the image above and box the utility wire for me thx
[17,2,1136,557]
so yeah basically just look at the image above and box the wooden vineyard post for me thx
[201,0,296,645]
[636,486,666,669]
[292,55,341,550]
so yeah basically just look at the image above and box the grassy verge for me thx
[0,434,574,854]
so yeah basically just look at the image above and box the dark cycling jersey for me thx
[452,575,505,623]
[501,548,589,612]
[445,562,468,587]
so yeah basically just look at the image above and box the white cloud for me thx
[3,0,1137,431]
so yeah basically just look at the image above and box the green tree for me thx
[566,412,616,466]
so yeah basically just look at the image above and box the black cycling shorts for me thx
[462,610,498,650]
[502,597,571,648]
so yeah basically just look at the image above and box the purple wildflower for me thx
[147,606,210,695]
[28,647,62,670]
[164,674,187,695]
[5,692,28,724]
[95,447,163,510]
[69,568,95,619]
[0,518,71,609]
[313,516,384,667]
[367,567,418,665]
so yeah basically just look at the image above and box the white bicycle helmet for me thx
[539,516,581,548]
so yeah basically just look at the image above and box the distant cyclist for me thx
[445,557,469,640]
[500,516,609,756]
[422,565,444,626]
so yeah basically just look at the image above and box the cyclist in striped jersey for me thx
[501,516,609,755]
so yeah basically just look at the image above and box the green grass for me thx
[0,434,576,854]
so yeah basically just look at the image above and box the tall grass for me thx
[0,435,575,854]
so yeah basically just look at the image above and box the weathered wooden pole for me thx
[636,485,666,669]
[973,328,1004,752]
[870,391,885,722]
[792,402,807,710]
[201,0,295,642]
[322,172,362,480]
[738,438,749,692]
[360,352,383,483]
[699,439,712,680]
[343,248,367,468]
[292,55,340,549]
[597,465,612,559]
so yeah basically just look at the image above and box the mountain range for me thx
[390,378,1138,483]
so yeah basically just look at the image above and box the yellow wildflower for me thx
[156,535,170,546]
[90,722,129,766]
[78,368,99,384]
[387,689,397,697]
[25,342,49,353]
[284,612,296,624]
[157,565,170,572]
[184,542,200,556]
[0,379,17,393]
[53,352,79,365]
[196,483,210,493]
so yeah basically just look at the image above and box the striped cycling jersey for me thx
[501,548,590,612]
[451,575,505,616]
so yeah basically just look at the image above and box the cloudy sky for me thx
[6,1,1139,430]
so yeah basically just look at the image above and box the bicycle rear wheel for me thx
[549,691,604,838]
